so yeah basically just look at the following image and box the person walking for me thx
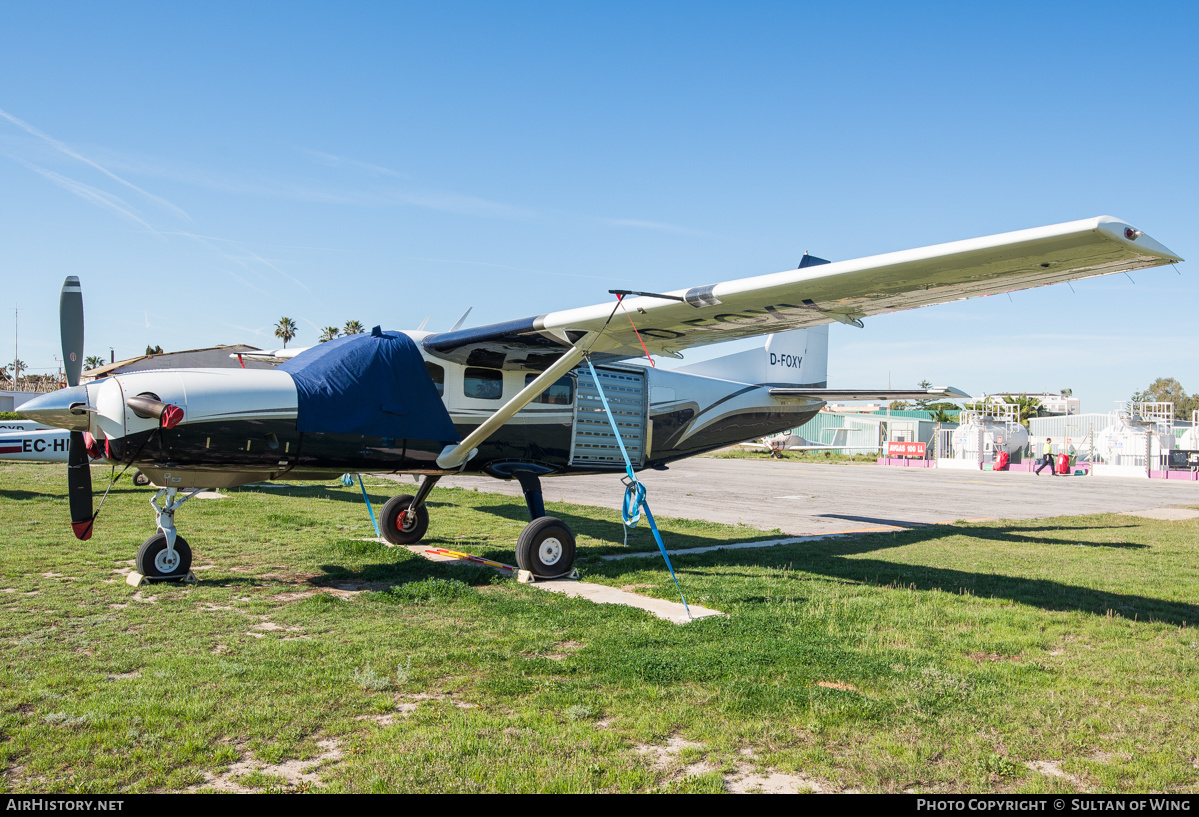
[1035,437,1056,476]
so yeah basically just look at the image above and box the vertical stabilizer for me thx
[671,324,829,387]
[764,324,827,386]
[669,252,831,387]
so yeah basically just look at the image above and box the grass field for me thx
[2,461,1198,793]
[708,447,880,464]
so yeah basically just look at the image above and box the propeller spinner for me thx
[60,276,94,540]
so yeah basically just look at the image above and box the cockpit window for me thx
[426,362,444,397]
[464,367,503,400]
[523,373,574,405]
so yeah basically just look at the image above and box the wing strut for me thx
[435,339,592,470]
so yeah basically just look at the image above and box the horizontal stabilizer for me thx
[769,386,969,401]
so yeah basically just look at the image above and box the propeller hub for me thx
[16,385,92,432]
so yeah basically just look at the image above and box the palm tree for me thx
[319,326,340,343]
[8,359,26,382]
[1001,394,1045,428]
[914,379,934,410]
[930,407,958,423]
[275,317,298,348]
[84,356,105,370]
[343,320,364,336]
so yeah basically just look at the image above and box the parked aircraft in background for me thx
[0,420,71,462]
[743,428,863,458]
[18,217,1181,581]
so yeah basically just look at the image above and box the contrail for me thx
[28,165,159,234]
[0,107,192,222]
[169,231,316,299]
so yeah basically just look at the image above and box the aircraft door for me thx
[569,366,648,468]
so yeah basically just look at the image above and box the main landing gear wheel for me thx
[380,494,429,545]
[132,472,151,487]
[135,533,192,580]
[515,517,576,578]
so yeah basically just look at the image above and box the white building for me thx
[0,390,46,412]
[982,392,1080,416]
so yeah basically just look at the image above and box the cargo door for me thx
[570,366,648,468]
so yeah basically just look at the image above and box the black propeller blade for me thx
[60,277,84,389]
[68,431,94,540]
[60,276,94,540]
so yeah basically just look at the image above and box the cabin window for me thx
[523,373,574,405]
[426,362,444,396]
[464,367,503,400]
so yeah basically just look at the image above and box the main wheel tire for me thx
[135,533,192,580]
[132,472,151,486]
[515,517,576,577]
[380,494,429,545]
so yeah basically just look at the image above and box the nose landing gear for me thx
[130,487,201,583]
[136,532,193,580]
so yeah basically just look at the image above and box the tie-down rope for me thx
[583,357,691,618]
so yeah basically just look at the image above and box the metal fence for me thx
[782,412,955,455]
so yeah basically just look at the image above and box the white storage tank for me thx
[950,409,1028,460]
[1179,411,1199,452]
[1095,410,1173,467]
[1178,427,1199,451]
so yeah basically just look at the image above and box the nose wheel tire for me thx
[135,533,192,581]
[380,494,429,545]
[515,517,576,577]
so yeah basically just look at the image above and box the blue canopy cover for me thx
[279,328,460,442]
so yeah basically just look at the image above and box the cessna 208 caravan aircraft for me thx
[18,216,1181,581]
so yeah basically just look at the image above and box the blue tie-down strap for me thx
[343,473,381,538]
[585,358,691,618]
[622,477,645,527]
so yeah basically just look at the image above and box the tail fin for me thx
[672,325,829,387]
[765,324,828,386]
[672,251,831,387]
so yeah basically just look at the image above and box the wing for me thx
[421,216,1181,368]
[229,348,307,365]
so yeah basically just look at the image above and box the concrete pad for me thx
[195,491,228,499]
[403,544,456,562]
[398,543,719,623]
[1118,507,1199,521]
[533,579,723,624]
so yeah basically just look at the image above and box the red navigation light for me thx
[1124,227,1142,240]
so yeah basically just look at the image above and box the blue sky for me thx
[1,1,1195,411]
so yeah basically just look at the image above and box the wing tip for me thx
[1095,216,1183,263]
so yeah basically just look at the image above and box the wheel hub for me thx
[398,508,417,531]
[539,537,563,566]
[154,547,181,574]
